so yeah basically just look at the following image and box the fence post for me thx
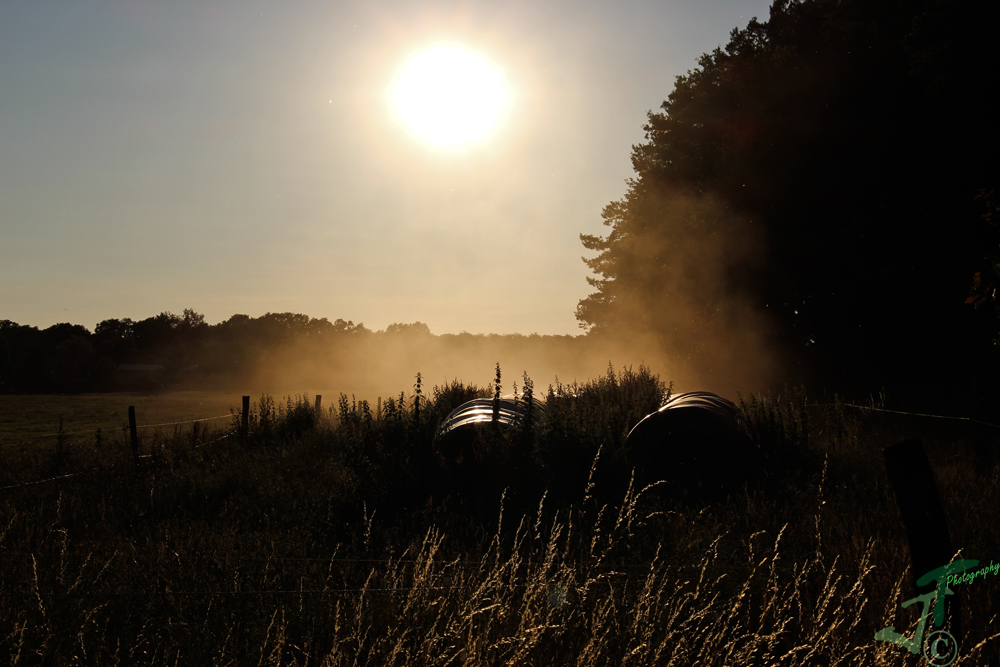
[315,395,322,414]
[241,396,250,442]
[128,406,138,460]
[883,438,961,639]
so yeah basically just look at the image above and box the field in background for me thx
[0,389,398,451]
[0,369,998,665]
[2,384,992,475]
[0,391,242,446]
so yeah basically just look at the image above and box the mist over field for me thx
[243,329,781,402]
[0,311,780,403]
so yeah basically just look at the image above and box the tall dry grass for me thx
[0,373,997,665]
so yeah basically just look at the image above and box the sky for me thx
[1,0,773,336]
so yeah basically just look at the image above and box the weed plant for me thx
[0,371,998,665]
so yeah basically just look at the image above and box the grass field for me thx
[0,370,998,665]
[0,389,404,450]
[0,391,241,444]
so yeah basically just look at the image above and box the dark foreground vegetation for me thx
[1,366,998,665]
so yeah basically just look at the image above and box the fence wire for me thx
[4,398,997,492]
[805,402,1000,430]
[0,431,234,491]
[19,413,234,440]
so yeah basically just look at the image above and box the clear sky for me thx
[1,0,772,335]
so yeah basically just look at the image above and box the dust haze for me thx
[243,192,782,403]
[574,189,784,398]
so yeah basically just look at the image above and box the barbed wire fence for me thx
[0,400,253,491]
[15,413,234,440]
[809,402,1000,431]
[0,394,985,604]
[2,394,997,492]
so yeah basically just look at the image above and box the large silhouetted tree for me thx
[579,0,1000,405]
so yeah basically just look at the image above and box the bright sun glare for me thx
[389,44,511,150]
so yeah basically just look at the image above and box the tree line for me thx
[0,310,375,393]
[0,311,602,396]
[577,0,1000,411]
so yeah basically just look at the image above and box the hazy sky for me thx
[1,0,771,335]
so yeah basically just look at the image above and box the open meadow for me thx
[0,368,998,665]
[0,392,242,450]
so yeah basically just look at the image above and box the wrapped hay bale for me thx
[625,391,760,501]
[428,395,544,516]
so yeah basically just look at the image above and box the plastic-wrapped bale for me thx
[437,395,544,436]
[625,391,759,500]
[429,395,545,514]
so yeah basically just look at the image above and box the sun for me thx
[389,44,511,151]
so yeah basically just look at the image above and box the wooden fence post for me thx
[241,396,250,441]
[128,406,139,460]
[883,439,954,592]
[883,438,961,640]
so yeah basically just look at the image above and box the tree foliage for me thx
[0,312,602,396]
[579,0,1000,399]
[0,311,371,393]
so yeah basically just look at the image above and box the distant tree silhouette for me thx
[386,322,432,336]
[0,311,428,393]
[0,321,99,392]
